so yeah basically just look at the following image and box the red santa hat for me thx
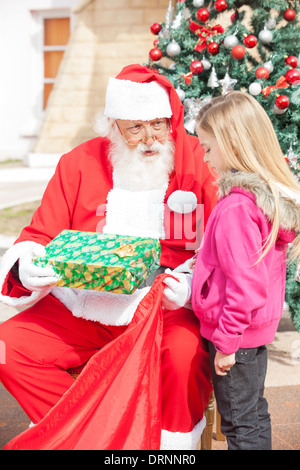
[104,64,197,214]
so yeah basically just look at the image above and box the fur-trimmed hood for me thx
[218,171,300,235]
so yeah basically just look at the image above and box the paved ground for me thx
[0,166,54,210]
[0,166,300,450]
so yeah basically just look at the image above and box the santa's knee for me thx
[162,311,205,385]
[162,339,196,382]
[161,334,207,412]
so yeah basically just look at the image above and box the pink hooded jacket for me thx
[192,171,300,355]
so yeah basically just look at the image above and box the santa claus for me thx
[0,65,218,450]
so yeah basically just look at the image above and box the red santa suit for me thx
[0,65,217,450]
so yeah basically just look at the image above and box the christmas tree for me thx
[147,0,300,332]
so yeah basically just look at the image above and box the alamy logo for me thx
[0,340,6,364]
[95,203,204,250]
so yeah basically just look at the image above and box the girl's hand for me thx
[214,352,236,376]
[189,247,200,271]
[189,257,196,270]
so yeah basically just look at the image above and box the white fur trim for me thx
[273,180,300,206]
[167,190,198,214]
[103,187,167,239]
[104,78,172,121]
[51,286,79,311]
[52,286,150,326]
[160,416,206,450]
[0,241,50,307]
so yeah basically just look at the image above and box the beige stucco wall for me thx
[33,0,171,156]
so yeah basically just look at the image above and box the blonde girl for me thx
[191,91,300,450]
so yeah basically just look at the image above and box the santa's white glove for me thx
[173,257,194,274]
[162,269,192,310]
[18,243,57,293]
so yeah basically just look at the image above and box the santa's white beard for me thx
[111,140,174,191]
[95,115,175,191]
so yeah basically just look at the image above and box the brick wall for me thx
[33,0,171,156]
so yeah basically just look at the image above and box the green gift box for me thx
[33,230,161,294]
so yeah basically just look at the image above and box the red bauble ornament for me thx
[150,23,162,35]
[215,0,228,12]
[190,60,204,74]
[275,95,290,110]
[285,56,298,68]
[285,68,300,84]
[231,44,246,60]
[149,47,163,61]
[243,34,257,48]
[207,42,220,55]
[283,8,296,22]
[196,8,210,22]
[255,66,270,79]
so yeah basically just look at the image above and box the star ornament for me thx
[219,71,237,94]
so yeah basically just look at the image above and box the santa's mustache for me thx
[135,140,165,156]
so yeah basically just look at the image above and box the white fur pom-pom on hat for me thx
[167,190,198,214]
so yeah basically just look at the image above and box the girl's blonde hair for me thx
[196,90,300,263]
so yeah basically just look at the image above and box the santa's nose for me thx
[143,135,156,146]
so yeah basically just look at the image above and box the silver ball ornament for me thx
[273,104,287,115]
[201,57,211,70]
[166,40,181,57]
[192,0,204,7]
[249,82,262,96]
[176,87,186,102]
[265,18,276,30]
[224,35,239,49]
[263,61,274,73]
[258,28,273,44]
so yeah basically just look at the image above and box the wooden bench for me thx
[201,391,226,450]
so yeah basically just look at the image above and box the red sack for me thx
[4,274,170,450]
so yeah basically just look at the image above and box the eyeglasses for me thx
[116,120,171,146]
[122,130,171,146]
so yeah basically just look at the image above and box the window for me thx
[43,17,70,108]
